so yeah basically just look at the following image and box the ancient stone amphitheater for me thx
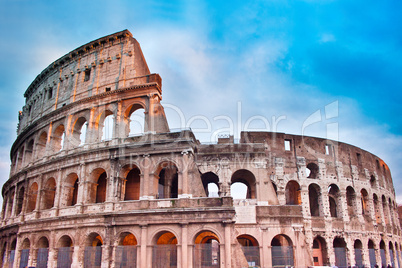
[0,29,401,268]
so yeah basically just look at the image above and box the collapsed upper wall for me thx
[17,29,151,135]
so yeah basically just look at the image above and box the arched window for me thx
[380,240,386,267]
[26,182,38,213]
[37,237,49,268]
[124,167,141,201]
[64,173,79,207]
[6,188,15,218]
[115,233,138,267]
[84,233,103,268]
[389,241,395,268]
[368,240,376,268]
[201,172,220,197]
[16,146,24,170]
[57,235,73,268]
[237,235,260,267]
[230,169,257,199]
[382,195,389,224]
[306,163,319,179]
[41,178,56,210]
[71,117,87,147]
[333,237,347,268]
[153,231,177,267]
[285,181,301,205]
[328,184,340,218]
[51,124,65,152]
[20,238,30,268]
[125,104,145,137]
[88,169,107,204]
[156,162,178,199]
[309,184,321,216]
[101,114,114,141]
[271,234,294,267]
[15,187,25,216]
[194,231,220,268]
[346,186,356,217]
[25,139,34,164]
[354,240,363,268]
[36,131,48,159]
[360,189,369,220]
[312,236,328,266]
[370,175,376,188]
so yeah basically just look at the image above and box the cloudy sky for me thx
[0,1,401,201]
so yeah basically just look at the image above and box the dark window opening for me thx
[84,69,91,82]
[48,88,53,99]
[356,153,362,166]
[105,87,111,92]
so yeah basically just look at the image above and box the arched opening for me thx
[20,238,30,268]
[37,237,49,268]
[15,186,25,216]
[380,240,386,267]
[64,173,79,207]
[126,105,145,136]
[373,194,381,224]
[153,231,177,268]
[26,182,38,213]
[57,235,74,268]
[41,178,56,210]
[36,131,47,159]
[88,168,107,203]
[370,175,376,188]
[306,163,319,179]
[389,242,395,268]
[271,234,294,267]
[285,181,301,205]
[328,184,340,218]
[201,172,220,197]
[6,188,14,218]
[237,235,260,267]
[382,195,389,225]
[346,186,356,218]
[25,139,34,164]
[354,240,363,268]
[230,169,256,199]
[8,239,16,268]
[194,231,220,267]
[1,242,7,268]
[333,237,347,268]
[52,124,65,152]
[389,197,395,226]
[312,236,328,266]
[308,184,321,216]
[156,162,178,199]
[98,111,114,141]
[361,189,369,220]
[124,167,141,201]
[84,233,103,268]
[71,117,87,147]
[16,146,24,170]
[115,232,138,268]
[368,240,377,268]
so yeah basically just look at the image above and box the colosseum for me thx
[0,29,401,268]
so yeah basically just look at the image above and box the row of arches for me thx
[12,104,146,173]
[0,231,297,268]
[312,236,402,268]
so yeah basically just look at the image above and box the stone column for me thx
[260,227,269,268]
[339,191,349,222]
[71,245,80,268]
[181,223,188,268]
[224,221,232,268]
[140,225,148,268]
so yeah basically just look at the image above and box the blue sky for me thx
[0,0,401,201]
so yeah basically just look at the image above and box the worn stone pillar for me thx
[224,222,231,268]
[71,245,80,268]
[140,224,147,268]
[181,223,188,268]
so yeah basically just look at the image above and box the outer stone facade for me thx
[0,29,401,268]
